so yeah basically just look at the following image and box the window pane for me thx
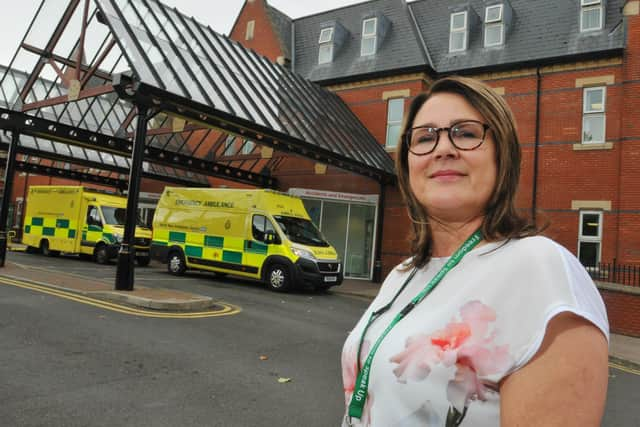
[302,199,322,227]
[319,28,333,43]
[363,19,376,36]
[486,5,502,22]
[584,88,604,112]
[451,13,466,30]
[321,202,348,263]
[581,213,601,237]
[318,44,333,64]
[386,124,401,148]
[387,98,404,122]
[582,8,601,31]
[242,140,255,154]
[345,204,376,278]
[361,37,376,56]
[450,31,466,51]
[582,114,605,143]
[579,242,599,266]
[485,24,503,46]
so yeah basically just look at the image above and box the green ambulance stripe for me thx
[222,250,242,264]
[244,240,268,255]
[161,231,249,265]
[26,217,76,239]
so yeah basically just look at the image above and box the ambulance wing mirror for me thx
[264,230,278,244]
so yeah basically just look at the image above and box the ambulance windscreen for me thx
[273,216,330,247]
[102,207,147,227]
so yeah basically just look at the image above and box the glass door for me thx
[320,201,349,265]
[345,204,376,278]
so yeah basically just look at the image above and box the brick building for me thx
[226,0,640,280]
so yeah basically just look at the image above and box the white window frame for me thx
[360,18,377,56]
[385,98,404,149]
[485,4,504,22]
[578,210,602,266]
[580,0,604,32]
[318,27,335,64]
[449,11,468,53]
[319,27,334,44]
[582,86,606,144]
[484,5,504,47]
[245,20,255,41]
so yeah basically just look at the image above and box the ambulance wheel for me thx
[266,263,292,292]
[40,240,59,257]
[94,244,110,265]
[167,250,186,275]
[136,257,150,267]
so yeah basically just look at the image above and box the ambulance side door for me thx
[247,214,278,275]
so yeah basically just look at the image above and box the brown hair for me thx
[395,76,537,268]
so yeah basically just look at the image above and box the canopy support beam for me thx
[115,105,148,291]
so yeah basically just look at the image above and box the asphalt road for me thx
[0,252,638,426]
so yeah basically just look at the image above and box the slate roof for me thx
[409,0,626,74]
[292,0,428,83]
[267,5,293,59]
[280,0,625,82]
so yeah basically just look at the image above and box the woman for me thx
[341,76,608,426]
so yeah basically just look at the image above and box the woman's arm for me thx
[500,312,609,427]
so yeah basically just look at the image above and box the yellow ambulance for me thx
[151,188,343,292]
[22,186,152,265]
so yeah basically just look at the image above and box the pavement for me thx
[1,247,639,368]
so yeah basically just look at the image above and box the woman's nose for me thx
[433,130,458,158]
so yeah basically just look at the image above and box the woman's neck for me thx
[430,216,484,257]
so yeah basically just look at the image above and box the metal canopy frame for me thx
[0,0,396,288]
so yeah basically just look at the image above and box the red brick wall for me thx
[229,0,286,63]
[600,288,640,337]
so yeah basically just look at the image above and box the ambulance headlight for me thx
[113,233,123,244]
[291,246,315,260]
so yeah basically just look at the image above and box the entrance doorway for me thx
[289,189,378,280]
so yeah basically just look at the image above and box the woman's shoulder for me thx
[494,235,569,264]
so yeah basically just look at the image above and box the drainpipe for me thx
[372,181,385,283]
[532,68,541,224]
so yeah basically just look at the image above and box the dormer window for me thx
[581,0,604,32]
[361,18,377,56]
[318,27,334,64]
[484,4,504,47]
[449,11,468,52]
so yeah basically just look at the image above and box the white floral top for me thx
[341,236,609,427]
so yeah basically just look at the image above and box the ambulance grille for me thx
[318,262,340,273]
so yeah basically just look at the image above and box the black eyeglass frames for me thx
[404,120,491,155]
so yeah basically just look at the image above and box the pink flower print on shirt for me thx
[390,300,512,422]
[391,331,452,383]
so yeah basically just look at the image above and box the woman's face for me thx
[408,92,497,223]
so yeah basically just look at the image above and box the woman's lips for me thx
[429,170,465,179]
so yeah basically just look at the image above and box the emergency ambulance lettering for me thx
[203,201,234,208]
[175,199,202,207]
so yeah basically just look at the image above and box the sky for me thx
[0,0,370,67]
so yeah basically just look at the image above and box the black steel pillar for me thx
[114,105,148,290]
[0,129,20,267]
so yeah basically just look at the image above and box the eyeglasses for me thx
[404,120,490,155]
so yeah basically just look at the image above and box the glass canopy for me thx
[0,0,395,188]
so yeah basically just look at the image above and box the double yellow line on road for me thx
[609,361,640,376]
[0,276,241,319]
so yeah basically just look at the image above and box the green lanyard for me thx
[347,230,482,421]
